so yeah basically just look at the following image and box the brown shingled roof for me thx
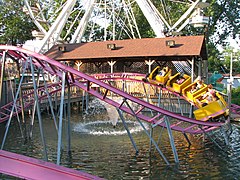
[45,35,207,62]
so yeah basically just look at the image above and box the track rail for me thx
[231,103,240,115]
[0,150,101,180]
[0,45,232,134]
[0,82,63,123]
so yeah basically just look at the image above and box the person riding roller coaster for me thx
[196,84,219,107]
[196,80,204,89]
[142,66,229,121]
[176,74,185,85]
[142,66,171,85]
[158,67,167,77]
[190,80,204,93]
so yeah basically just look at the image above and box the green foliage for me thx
[232,87,240,105]
[207,42,226,73]
[83,23,105,41]
[154,0,189,27]
[200,0,239,73]
[206,0,239,46]
[222,86,240,105]
[138,1,239,74]
[0,0,238,52]
[133,0,239,43]
[133,4,155,38]
[220,48,240,74]
[0,0,36,45]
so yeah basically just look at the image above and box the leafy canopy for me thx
[0,0,36,45]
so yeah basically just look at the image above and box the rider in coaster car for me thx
[196,80,204,89]
[176,73,185,84]
[158,67,168,76]
[197,84,218,107]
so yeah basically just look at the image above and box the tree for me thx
[206,0,239,46]
[207,42,225,73]
[131,4,155,38]
[221,47,240,74]
[232,87,240,105]
[204,0,240,73]
[0,0,36,45]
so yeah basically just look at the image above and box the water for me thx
[1,101,240,179]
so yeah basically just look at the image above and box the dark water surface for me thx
[1,107,240,179]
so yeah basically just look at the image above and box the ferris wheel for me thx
[23,0,209,53]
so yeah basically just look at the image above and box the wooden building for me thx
[45,35,208,79]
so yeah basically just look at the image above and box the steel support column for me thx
[189,105,194,118]
[183,133,191,147]
[220,123,230,146]
[30,57,48,161]
[57,71,66,165]
[41,71,58,132]
[199,126,223,150]
[177,96,183,116]
[165,117,179,163]
[157,88,162,108]
[0,51,6,105]
[123,99,169,165]
[67,84,71,154]
[82,91,85,112]
[117,109,139,154]
[29,70,41,139]
[1,59,29,149]
[17,61,27,141]
[191,57,195,82]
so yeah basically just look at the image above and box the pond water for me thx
[0,100,240,179]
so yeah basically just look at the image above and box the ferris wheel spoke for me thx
[23,0,209,53]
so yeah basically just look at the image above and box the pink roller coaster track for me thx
[0,150,102,180]
[0,45,239,135]
[1,45,240,178]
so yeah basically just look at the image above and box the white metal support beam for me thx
[145,60,155,73]
[71,0,95,43]
[170,0,200,31]
[38,0,77,53]
[23,0,47,34]
[108,61,116,73]
[135,0,166,38]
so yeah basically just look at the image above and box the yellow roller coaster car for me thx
[142,66,229,122]
[144,66,172,85]
[193,92,229,121]
[182,81,208,102]
[166,73,191,93]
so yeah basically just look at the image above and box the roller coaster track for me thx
[231,104,240,115]
[93,73,240,115]
[0,150,101,180]
[0,45,238,135]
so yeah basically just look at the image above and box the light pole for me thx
[227,49,238,118]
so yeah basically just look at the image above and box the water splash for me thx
[83,98,106,115]
[100,101,119,126]
[85,98,122,126]
[73,120,149,136]
[78,97,148,135]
